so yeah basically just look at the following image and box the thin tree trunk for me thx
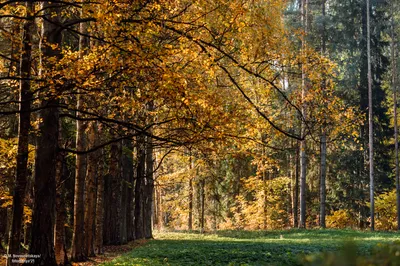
[95,146,105,254]
[299,0,308,229]
[391,3,400,231]
[261,136,267,230]
[188,150,194,231]
[157,187,164,229]
[319,0,327,229]
[200,179,205,233]
[7,3,34,265]
[366,0,374,232]
[28,3,61,265]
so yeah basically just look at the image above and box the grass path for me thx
[101,229,400,266]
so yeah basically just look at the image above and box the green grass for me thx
[101,229,400,266]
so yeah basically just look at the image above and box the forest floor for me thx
[99,229,400,266]
[0,240,149,266]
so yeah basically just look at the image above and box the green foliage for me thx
[100,230,400,266]
[301,241,400,266]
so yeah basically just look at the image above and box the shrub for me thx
[326,209,357,229]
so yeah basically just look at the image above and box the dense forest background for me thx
[1,0,400,265]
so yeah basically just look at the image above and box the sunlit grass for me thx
[101,229,400,266]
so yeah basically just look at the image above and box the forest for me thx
[1,0,400,265]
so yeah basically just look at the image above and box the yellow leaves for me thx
[23,206,32,224]
[0,195,12,208]
[326,209,358,229]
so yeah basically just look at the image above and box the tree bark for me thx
[391,3,400,231]
[135,134,146,239]
[292,141,299,228]
[95,146,105,254]
[121,138,133,244]
[319,0,327,229]
[188,150,194,231]
[71,7,89,261]
[299,0,308,229]
[122,139,134,242]
[109,141,122,244]
[84,122,97,256]
[27,3,61,265]
[55,148,68,266]
[144,135,154,239]
[200,179,205,233]
[366,0,375,231]
[7,3,34,265]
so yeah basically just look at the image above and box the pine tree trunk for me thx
[109,141,122,244]
[292,141,299,228]
[28,2,61,265]
[95,147,105,254]
[84,122,97,256]
[391,4,400,231]
[135,135,146,239]
[299,0,308,229]
[71,12,90,260]
[121,138,134,244]
[188,151,194,231]
[366,0,375,232]
[7,3,34,264]
[200,179,205,233]
[103,171,111,245]
[319,0,327,229]
[55,149,68,266]
[124,139,134,242]
[144,135,154,239]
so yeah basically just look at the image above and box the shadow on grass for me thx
[101,230,400,266]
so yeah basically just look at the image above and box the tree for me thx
[319,0,327,230]
[71,12,89,261]
[366,0,375,231]
[391,0,400,231]
[299,0,309,229]
[28,2,62,265]
[7,2,34,265]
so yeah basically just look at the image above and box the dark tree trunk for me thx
[134,135,146,239]
[144,135,154,239]
[103,171,111,244]
[95,147,105,254]
[122,139,134,242]
[109,141,122,244]
[55,149,68,266]
[84,122,97,256]
[7,3,34,265]
[27,2,61,265]
[366,0,374,232]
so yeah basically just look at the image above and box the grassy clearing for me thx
[101,229,400,266]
